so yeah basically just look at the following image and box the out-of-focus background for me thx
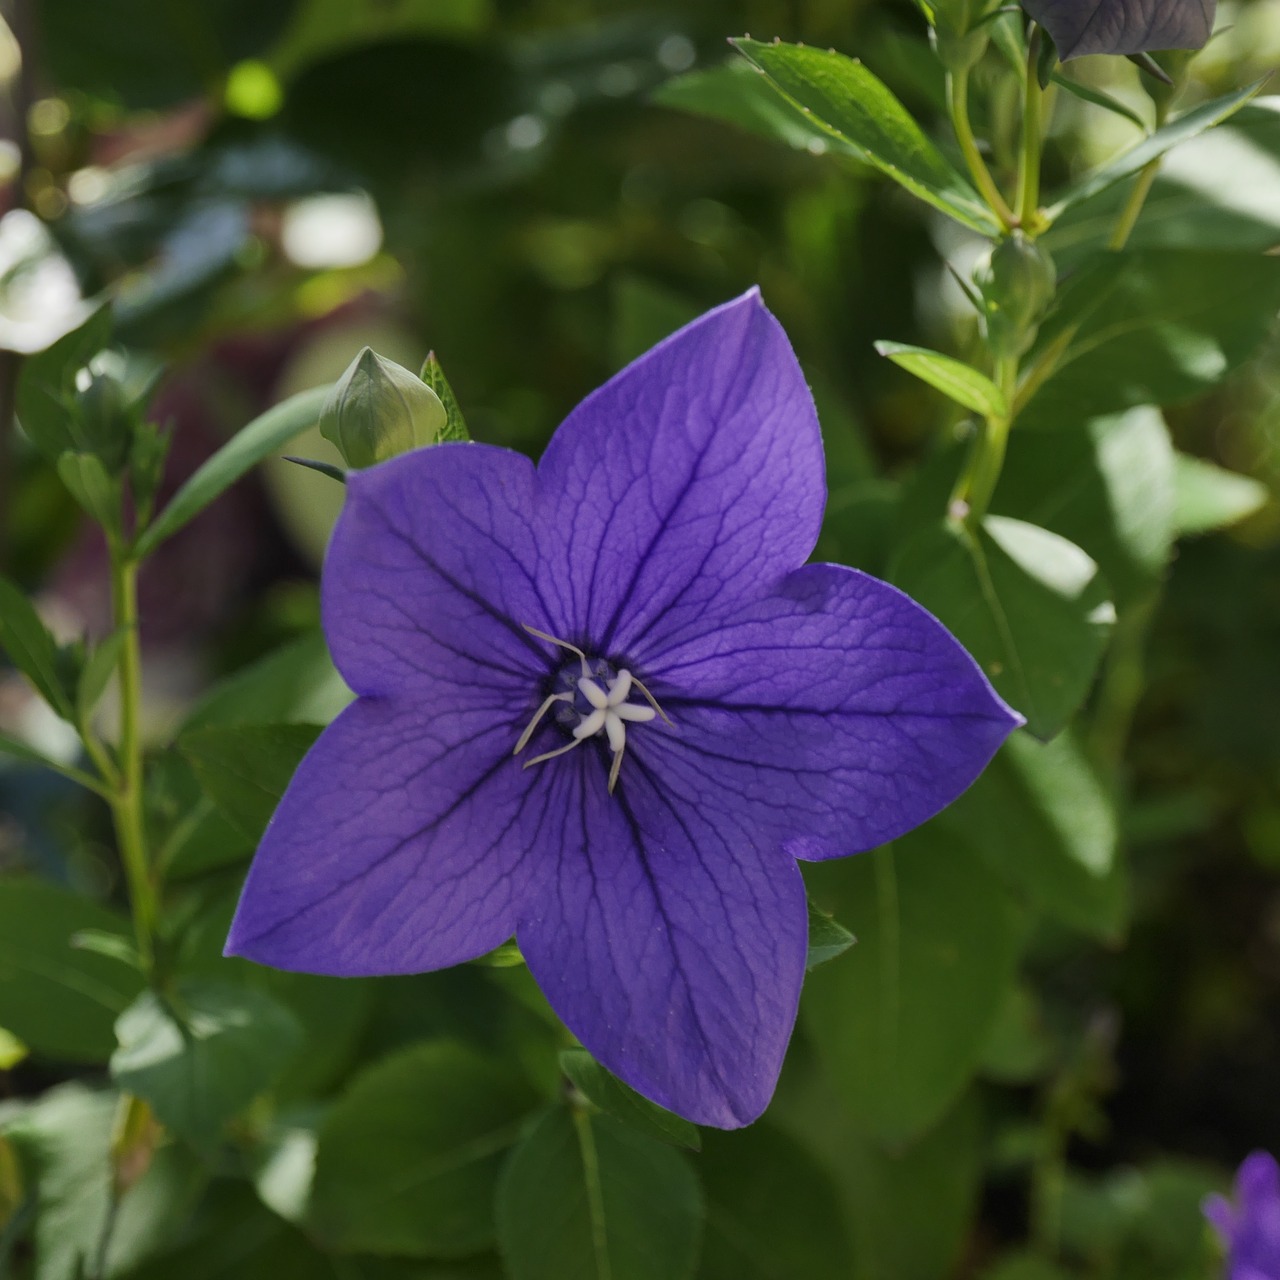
[2,1,1279,1277]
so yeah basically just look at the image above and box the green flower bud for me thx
[925,0,998,70]
[53,350,155,477]
[973,233,1057,358]
[320,348,448,470]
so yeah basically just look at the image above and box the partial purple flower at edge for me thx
[1022,0,1215,59]
[224,290,1021,1128]
[1205,1151,1280,1279]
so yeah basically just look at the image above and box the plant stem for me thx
[1107,157,1160,251]
[108,550,156,974]
[947,65,1016,228]
[950,353,1018,522]
[1015,27,1044,230]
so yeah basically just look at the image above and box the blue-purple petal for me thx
[325,443,549,699]
[225,694,542,975]
[630,563,1022,857]
[516,749,807,1129]
[534,289,825,657]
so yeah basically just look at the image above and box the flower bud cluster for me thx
[973,233,1057,358]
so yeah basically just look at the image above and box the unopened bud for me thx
[320,348,448,470]
[973,233,1057,357]
[68,351,148,475]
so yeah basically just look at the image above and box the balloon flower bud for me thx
[71,352,146,475]
[973,233,1057,358]
[320,348,448,470]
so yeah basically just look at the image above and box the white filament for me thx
[515,626,669,794]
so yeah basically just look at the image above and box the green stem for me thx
[950,353,1018,522]
[108,551,157,974]
[1107,157,1160,251]
[1015,28,1045,230]
[572,1108,612,1280]
[947,66,1016,228]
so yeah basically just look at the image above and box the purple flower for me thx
[1205,1152,1280,1280]
[1022,0,1215,60]
[225,291,1019,1127]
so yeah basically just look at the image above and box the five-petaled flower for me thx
[1204,1151,1280,1279]
[225,291,1020,1127]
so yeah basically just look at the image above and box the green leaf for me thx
[844,1092,984,1279]
[1047,80,1266,218]
[0,879,144,1062]
[806,896,856,970]
[110,980,303,1149]
[1,1085,114,1280]
[1047,99,1280,259]
[134,385,329,559]
[696,1124,854,1280]
[77,630,124,721]
[496,1107,703,1280]
[994,406,1177,605]
[56,451,119,530]
[939,730,1127,940]
[15,303,111,460]
[803,827,1021,1143]
[652,61,838,156]
[978,985,1055,1084]
[1049,72,1148,131]
[874,341,1008,418]
[309,1040,541,1258]
[1172,453,1269,536]
[891,515,1115,740]
[1023,250,1280,428]
[179,723,322,842]
[181,629,353,732]
[560,1049,700,1151]
[0,575,74,718]
[731,39,1000,234]
[420,353,471,442]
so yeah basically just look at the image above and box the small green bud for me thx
[68,350,154,476]
[320,348,449,470]
[973,233,1057,358]
[926,0,998,70]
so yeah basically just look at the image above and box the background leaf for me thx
[111,981,303,1149]
[309,1040,541,1258]
[803,828,1022,1143]
[891,515,1115,740]
[135,386,329,558]
[179,723,322,842]
[560,1049,700,1152]
[0,880,144,1062]
[1022,250,1280,429]
[695,1123,854,1280]
[1172,453,1270,536]
[496,1107,703,1280]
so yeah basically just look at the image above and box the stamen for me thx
[574,708,607,739]
[522,738,583,769]
[578,677,610,711]
[523,624,590,678]
[513,691,573,756]
[629,674,673,726]
[512,626,673,795]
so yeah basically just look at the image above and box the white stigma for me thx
[515,626,670,794]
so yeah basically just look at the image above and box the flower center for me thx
[513,626,669,794]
